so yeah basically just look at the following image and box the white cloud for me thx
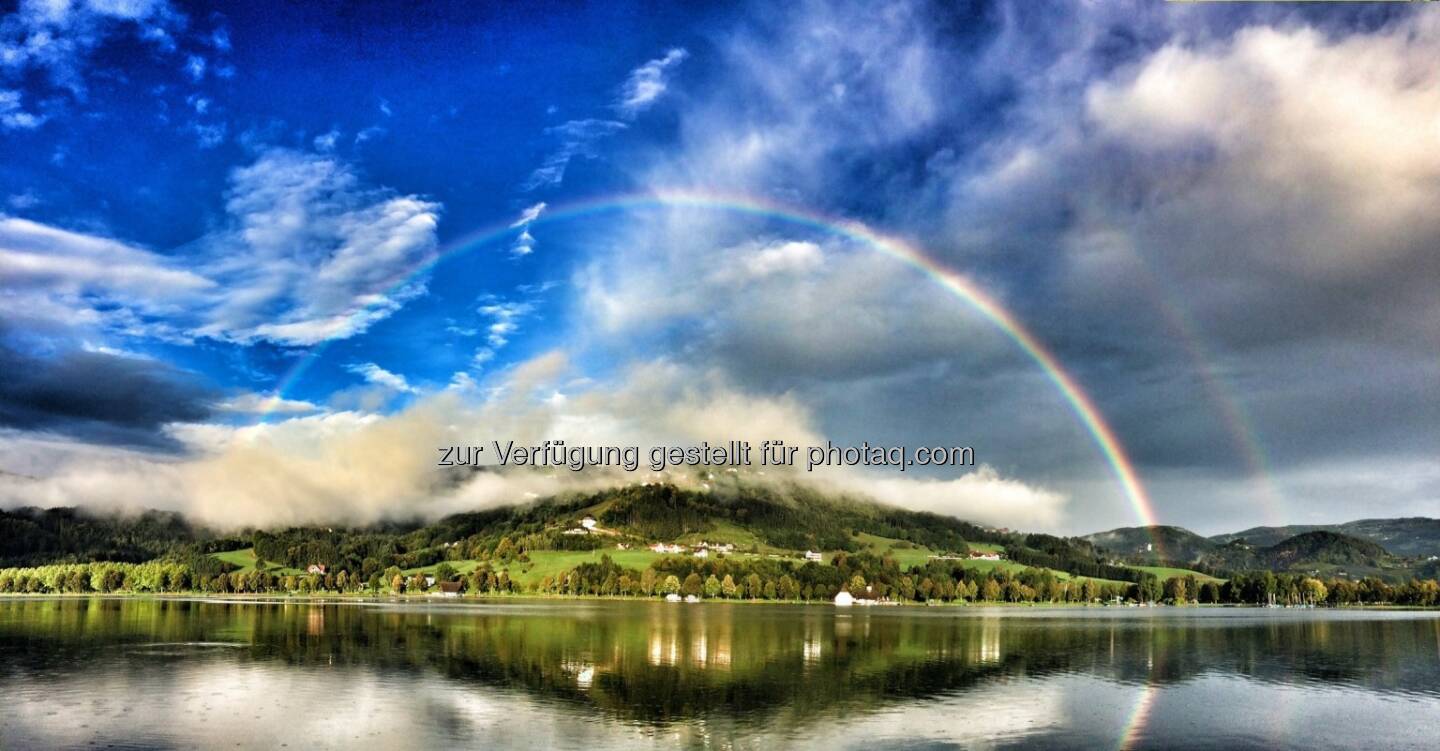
[508,202,546,257]
[480,300,533,348]
[522,119,626,190]
[615,47,689,117]
[313,129,340,151]
[0,215,214,339]
[345,363,417,394]
[195,147,442,345]
[509,229,536,257]
[0,351,1067,530]
[510,201,546,228]
[1,146,441,347]
[216,392,320,415]
[468,298,535,367]
[183,54,205,81]
[0,217,212,296]
[0,0,183,97]
[739,240,823,278]
[828,467,1067,529]
[0,89,44,129]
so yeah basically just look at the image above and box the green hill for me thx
[1081,525,1218,565]
[6,481,1434,586]
[1084,522,1403,578]
[1258,530,1388,569]
[0,507,206,567]
[1213,518,1440,558]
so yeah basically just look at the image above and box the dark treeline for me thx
[1006,534,1144,583]
[8,553,1439,608]
[0,507,218,567]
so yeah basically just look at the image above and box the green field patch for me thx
[209,548,304,576]
[1129,565,1224,583]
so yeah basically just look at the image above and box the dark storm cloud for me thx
[569,0,1440,531]
[0,343,216,450]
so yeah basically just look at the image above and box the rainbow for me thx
[1130,260,1287,527]
[260,189,1164,532]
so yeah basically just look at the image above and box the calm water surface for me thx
[1,598,1437,749]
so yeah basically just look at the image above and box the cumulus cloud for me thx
[615,47,689,117]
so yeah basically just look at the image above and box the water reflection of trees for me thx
[2,600,1438,726]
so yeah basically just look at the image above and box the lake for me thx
[1,598,1437,749]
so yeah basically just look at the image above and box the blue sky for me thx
[1,0,1437,533]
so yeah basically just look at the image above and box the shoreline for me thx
[2,592,1437,610]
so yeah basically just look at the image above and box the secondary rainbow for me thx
[261,189,1163,531]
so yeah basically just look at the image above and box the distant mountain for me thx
[1080,525,1218,565]
[1084,521,1401,577]
[1257,530,1388,569]
[424,479,999,556]
[1212,518,1440,558]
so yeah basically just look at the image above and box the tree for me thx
[981,579,1001,602]
[662,575,681,595]
[745,573,762,599]
[703,575,722,598]
[721,574,738,598]
[641,568,658,596]
[682,573,703,597]
[777,575,798,600]
[1301,577,1328,606]
[434,563,457,583]
[1136,574,1162,604]
[1164,577,1189,604]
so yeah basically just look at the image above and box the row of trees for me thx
[5,557,1440,608]
[527,554,1136,603]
